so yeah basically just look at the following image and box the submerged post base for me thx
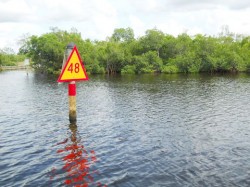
[69,110,77,123]
[69,95,76,123]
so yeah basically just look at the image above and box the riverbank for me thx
[0,65,29,70]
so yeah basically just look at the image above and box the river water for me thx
[0,70,250,187]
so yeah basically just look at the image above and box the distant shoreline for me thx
[0,65,30,71]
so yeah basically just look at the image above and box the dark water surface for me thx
[1,70,250,187]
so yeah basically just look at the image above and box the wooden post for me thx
[65,43,76,123]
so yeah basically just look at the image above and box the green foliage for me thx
[138,28,165,57]
[160,35,177,64]
[104,42,125,74]
[121,65,136,74]
[143,51,163,72]
[111,27,134,42]
[17,27,250,75]
[0,47,26,66]
[161,65,180,74]
[85,60,105,74]
[169,52,200,73]
[20,28,87,74]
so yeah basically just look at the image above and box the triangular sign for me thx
[57,46,88,82]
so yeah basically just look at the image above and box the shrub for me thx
[121,65,136,74]
[161,65,179,74]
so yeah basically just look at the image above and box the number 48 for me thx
[67,63,80,73]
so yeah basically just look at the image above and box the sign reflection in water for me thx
[52,123,107,187]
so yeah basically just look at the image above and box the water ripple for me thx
[1,72,250,186]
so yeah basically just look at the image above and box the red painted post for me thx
[68,81,76,96]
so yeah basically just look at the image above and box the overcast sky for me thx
[1,0,250,51]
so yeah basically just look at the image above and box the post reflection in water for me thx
[52,123,106,187]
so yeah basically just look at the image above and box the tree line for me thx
[0,47,25,69]
[8,27,250,74]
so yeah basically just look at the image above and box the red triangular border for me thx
[57,46,89,82]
